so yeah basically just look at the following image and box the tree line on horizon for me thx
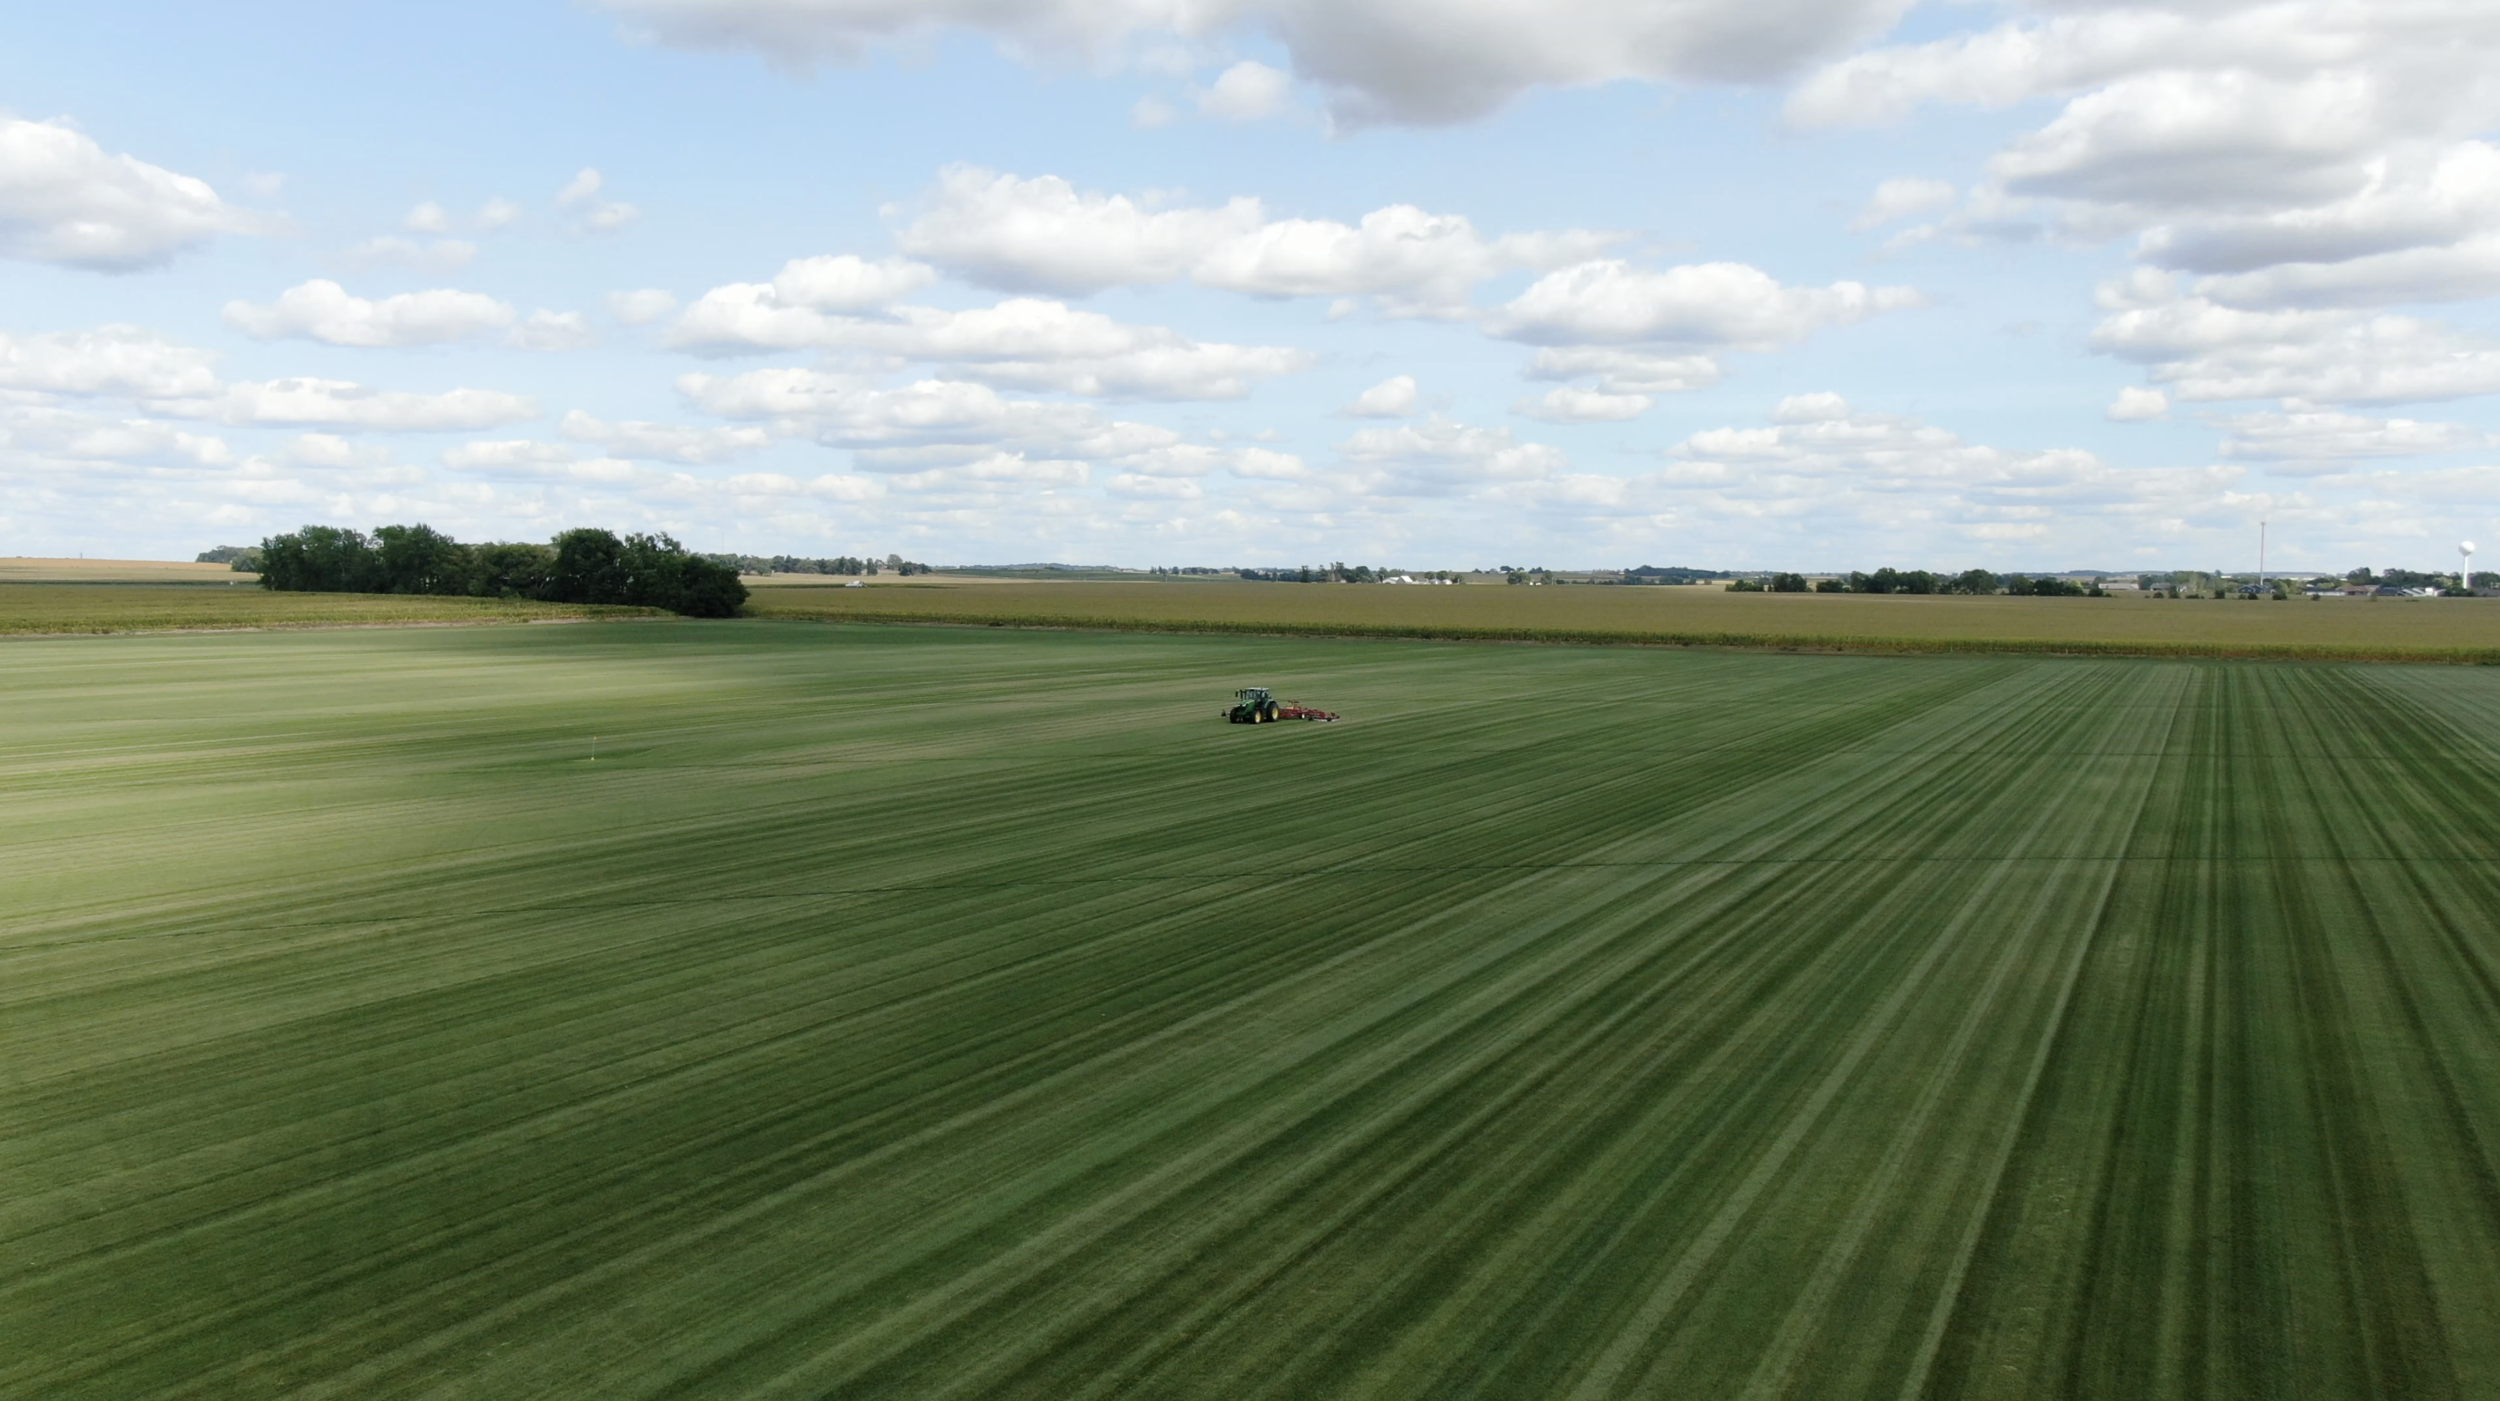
[712,553,934,576]
[1728,569,2107,596]
[252,525,747,617]
[1234,562,1443,583]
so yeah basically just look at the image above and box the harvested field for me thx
[0,584,660,635]
[5,622,2498,1397]
[0,557,257,585]
[747,573,2500,661]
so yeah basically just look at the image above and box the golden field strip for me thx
[0,561,660,634]
[746,573,2500,661]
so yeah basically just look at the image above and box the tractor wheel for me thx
[1263,702,1278,722]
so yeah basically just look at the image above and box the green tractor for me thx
[1227,687,1280,723]
[1224,686,1339,723]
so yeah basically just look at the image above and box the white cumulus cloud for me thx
[560,408,772,463]
[0,325,222,399]
[199,378,540,432]
[2107,386,2169,421]
[1491,260,1922,350]
[509,310,598,352]
[0,406,232,466]
[889,166,1613,313]
[2090,279,2500,404]
[607,288,681,325]
[2217,405,2494,466]
[592,0,1917,126]
[0,115,269,270]
[1198,60,1290,121]
[223,280,518,347]
[1338,416,1569,493]
[890,167,1266,295]
[670,290,1312,400]
[1515,386,1654,422]
[557,168,604,206]
[1850,177,1957,231]
[1522,347,1723,394]
[1346,374,1419,417]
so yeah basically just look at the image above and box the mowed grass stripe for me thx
[44,655,2110,1390]
[4,625,2498,1397]
[4,650,1990,1390]
[332,660,2160,1390]
[1922,664,2500,1398]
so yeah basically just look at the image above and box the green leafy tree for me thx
[257,526,378,593]
[547,528,630,604]
[1770,572,1808,592]
[468,542,555,598]
[372,523,469,595]
[616,532,747,617]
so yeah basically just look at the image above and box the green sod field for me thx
[6,621,2498,1398]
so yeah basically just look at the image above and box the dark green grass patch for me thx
[3,622,2497,1398]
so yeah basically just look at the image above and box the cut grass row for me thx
[4,623,2498,1397]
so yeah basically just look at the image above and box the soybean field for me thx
[5,622,2498,1398]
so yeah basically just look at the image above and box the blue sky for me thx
[5,0,2498,573]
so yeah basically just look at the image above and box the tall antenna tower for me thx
[2258,521,2267,591]
[2463,541,2477,593]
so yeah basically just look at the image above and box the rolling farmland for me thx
[6,621,2499,1398]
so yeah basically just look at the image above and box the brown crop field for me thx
[0,583,659,635]
[0,557,258,585]
[745,573,2500,661]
